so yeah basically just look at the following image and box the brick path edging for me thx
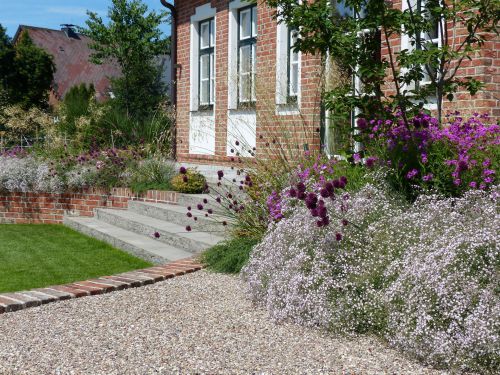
[0,258,204,315]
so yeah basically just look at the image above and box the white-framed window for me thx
[238,4,257,105]
[287,28,299,101]
[401,0,442,91]
[189,3,216,112]
[199,18,215,108]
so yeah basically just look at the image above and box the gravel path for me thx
[0,271,443,375]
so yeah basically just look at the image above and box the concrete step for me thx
[176,193,225,214]
[127,200,230,233]
[95,208,224,253]
[63,216,194,265]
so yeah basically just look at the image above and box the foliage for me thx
[170,169,207,194]
[127,156,176,193]
[81,0,170,119]
[58,84,95,136]
[2,31,55,109]
[0,224,151,293]
[200,237,259,274]
[0,105,54,145]
[269,0,499,127]
[242,184,499,373]
[358,112,499,198]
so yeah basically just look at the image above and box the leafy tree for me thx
[81,0,171,119]
[269,0,499,128]
[0,30,55,109]
[0,24,15,92]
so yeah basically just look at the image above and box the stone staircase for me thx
[64,193,227,264]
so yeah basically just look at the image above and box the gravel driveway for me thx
[0,271,443,375]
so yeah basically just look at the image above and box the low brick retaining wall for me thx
[0,188,179,224]
[0,258,204,314]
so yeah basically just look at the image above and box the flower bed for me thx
[0,188,179,224]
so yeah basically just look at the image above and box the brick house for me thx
[166,0,499,165]
[13,25,122,105]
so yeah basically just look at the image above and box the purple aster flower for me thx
[356,118,367,130]
[365,157,377,168]
[406,169,419,180]
[469,181,477,188]
[422,173,434,182]
[179,166,187,174]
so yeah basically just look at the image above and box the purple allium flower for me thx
[197,204,204,210]
[297,191,306,200]
[187,206,192,211]
[310,208,319,217]
[289,188,297,198]
[203,198,208,204]
[216,196,221,203]
[342,219,349,226]
[207,209,213,214]
[222,221,227,226]
[305,193,318,209]
[185,226,192,232]
[187,212,192,217]
[357,118,367,130]
[153,231,160,238]
[365,156,377,168]
[235,140,240,146]
[296,182,306,192]
[320,188,330,198]
[182,175,188,183]
[318,206,327,218]
[325,182,334,194]
[179,166,187,174]
[194,217,198,221]
[217,170,224,179]
[335,233,342,241]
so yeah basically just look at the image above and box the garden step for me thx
[127,200,230,233]
[95,208,224,253]
[63,216,193,265]
[176,193,226,214]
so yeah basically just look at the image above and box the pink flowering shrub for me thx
[359,112,499,198]
[243,184,499,373]
[383,188,499,372]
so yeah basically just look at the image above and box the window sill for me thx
[276,103,300,116]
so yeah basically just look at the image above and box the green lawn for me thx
[0,224,152,293]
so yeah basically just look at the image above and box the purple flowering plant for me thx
[358,112,499,198]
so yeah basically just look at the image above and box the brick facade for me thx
[175,0,323,165]
[384,1,499,119]
[0,188,179,224]
[174,0,498,165]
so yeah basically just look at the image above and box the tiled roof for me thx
[14,25,122,102]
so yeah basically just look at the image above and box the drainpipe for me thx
[160,0,178,158]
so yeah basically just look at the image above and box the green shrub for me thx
[170,169,207,194]
[128,157,176,194]
[200,237,259,274]
[58,83,95,136]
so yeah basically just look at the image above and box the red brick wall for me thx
[175,0,323,165]
[383,0,499,119]
[0,188,179,224]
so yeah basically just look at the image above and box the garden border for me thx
[0,188,179,224]
[0,258,204,314]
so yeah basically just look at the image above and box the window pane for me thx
[210,19,215,46]
[200,22,210,48]
[240,73,251,102]
[200,54,210,80]
[201,79,210,105]
[251,43,256,100]
[252,6,257,37]
[240,45,251,74]
[210,52,215,103]
[240,9,251,39]
[290,62,299,95]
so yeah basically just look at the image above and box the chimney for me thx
[60,24,79,39]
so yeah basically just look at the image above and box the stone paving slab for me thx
[0,258,204,315]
